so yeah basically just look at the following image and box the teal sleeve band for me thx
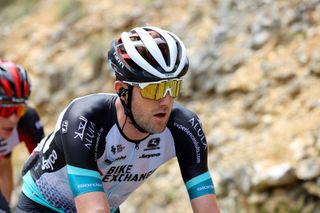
[67,165,104,197]
[185,171,215,200]
[111,208,120,213]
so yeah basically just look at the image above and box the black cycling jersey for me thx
[20,94,215,213]
[0,190,10,213]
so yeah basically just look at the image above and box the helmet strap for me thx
[118,85,149,134]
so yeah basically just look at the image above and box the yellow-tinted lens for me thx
[140,83,159,100]
[140,80,182,100]
[167,80,181,97]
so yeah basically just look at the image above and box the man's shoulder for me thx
[167,102,208,151]
[170,102,198,121]
[71,93,117,104]
[68,93,117,111]
[167,102,200,131]
[18,106,41,126]
[64,93,118,123]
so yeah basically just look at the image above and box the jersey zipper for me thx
[135,142,140,150]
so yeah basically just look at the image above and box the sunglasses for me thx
[124,79,182,100]
[0,104,27,118]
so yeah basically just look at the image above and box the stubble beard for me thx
[133,113,168,134]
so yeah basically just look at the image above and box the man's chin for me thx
[0,128,13,139]
[148,125,167,134]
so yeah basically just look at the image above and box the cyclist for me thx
[17,26,220,213]
[0,59,45,213]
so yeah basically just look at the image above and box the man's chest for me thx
[0,128,19,156]
[97,127,176,183]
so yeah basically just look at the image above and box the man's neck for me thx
[115,97,149,140]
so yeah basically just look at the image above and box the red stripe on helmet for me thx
[7,63,22,98]
[23,78,30,98]
[0,78,13,97]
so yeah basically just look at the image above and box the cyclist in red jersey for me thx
[0,59,45,212]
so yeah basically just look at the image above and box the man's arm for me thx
[0,156,13,203]
[75,191,110,213]
[191,194,220,213]
[168,107,221,212]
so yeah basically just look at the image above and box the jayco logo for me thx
[42,150,58,171]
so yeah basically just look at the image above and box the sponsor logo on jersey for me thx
[61,120,68,133]
[105,159,112,164]
[102,165,155,182]
[77,183,103,189]
[34,161,42,172]
[104,155,127,165]
[144,138,160,151]
[94,128,103,155]
[188,117,207,149]
[197,185,214,191]
[42,149,58,171]
[138,153,160,159]
[174,121,201,163]
[74,116,88,140]
[74,116,97,150]
[111,144,125,155]
[35,120,43,129]
[0,139,6,154]
[0,138,6,147]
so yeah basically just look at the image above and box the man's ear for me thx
[114,81,128,97]
[114,81,124,93]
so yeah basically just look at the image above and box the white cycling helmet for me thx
[108,26,189,82]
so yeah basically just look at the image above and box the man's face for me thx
[130,86,175,134]
[0,114,20,139]
[0,104,26,139]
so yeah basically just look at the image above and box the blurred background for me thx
[1,0,320,212]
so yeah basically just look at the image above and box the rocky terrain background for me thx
[1,0,320,212]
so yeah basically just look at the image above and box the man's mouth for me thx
[2,127,14,132]
[154,112,167,118]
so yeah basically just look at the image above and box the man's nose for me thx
[159,94,173,105]
[7,114,20,123]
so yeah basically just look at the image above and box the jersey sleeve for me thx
[168,104,215,200]
[17,107,45,153]
[58,96,111,197]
